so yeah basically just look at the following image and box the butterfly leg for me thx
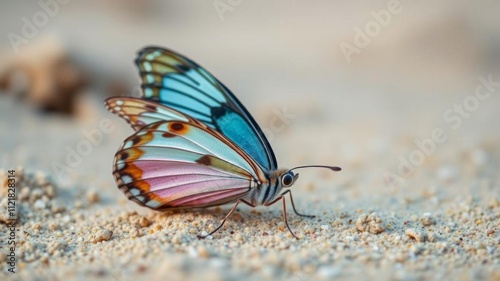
[282,190,315,218]
[281,196,299,239]
[197,200,240,239]
[265,196,299,239]
[240,199,256,208]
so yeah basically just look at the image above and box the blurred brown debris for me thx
[0,36,86,114]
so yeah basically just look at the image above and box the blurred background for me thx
[1,0,499,201]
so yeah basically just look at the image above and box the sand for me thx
[0,93,499,281]
[0,167,498,281]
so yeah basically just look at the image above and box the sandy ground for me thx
[0,90,499,281]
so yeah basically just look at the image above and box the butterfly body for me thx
[106,47,340,238]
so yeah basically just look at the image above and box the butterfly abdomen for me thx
[243,175,283,206]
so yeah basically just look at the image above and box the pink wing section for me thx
[133,161,243,180]
[167,188,249,208]
[146,177,248,204]
[112,120,265,210]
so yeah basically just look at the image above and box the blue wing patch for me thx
[135,47,277,171]
[211,107,268,170]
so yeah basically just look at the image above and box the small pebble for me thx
[86,189,100,204]
[356,213,385,234]
[94,229,113,243]
[420,213,435,226]
[139,217,151,227]
[406,228,425,242]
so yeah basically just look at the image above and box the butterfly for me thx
[105,47,341,239]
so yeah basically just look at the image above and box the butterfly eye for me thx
[281,173,294,187]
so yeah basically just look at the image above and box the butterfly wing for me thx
[114,119,268,209]
[105,97,202,131]
[135,47,277,171]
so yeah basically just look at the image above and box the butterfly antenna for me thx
[290,165,341,172]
